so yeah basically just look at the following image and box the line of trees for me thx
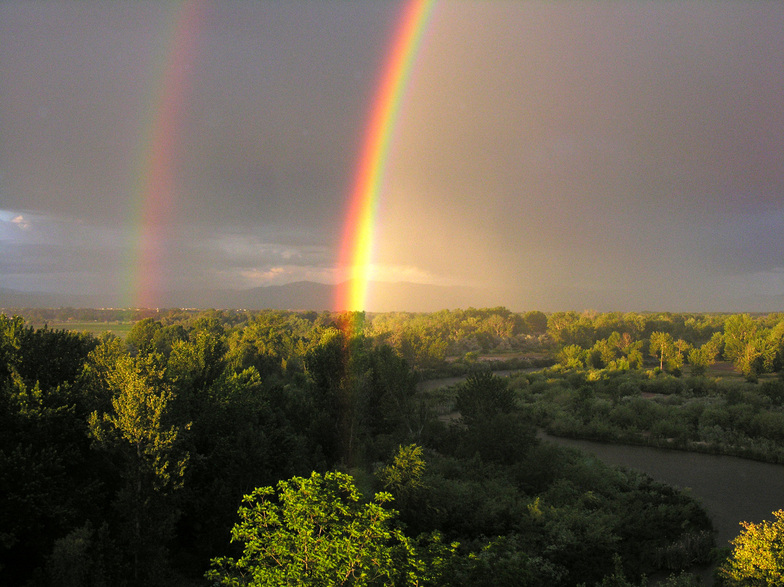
[16,306,784,380]
[549,312,784,383]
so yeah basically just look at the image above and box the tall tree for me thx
[88,353,189,585]
[688,332,723,376]
[0,314,25,383]
[649,332,676,371]
[723,314,759,364]
[722,314,775,381]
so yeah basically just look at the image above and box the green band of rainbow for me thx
[334,0,435,312]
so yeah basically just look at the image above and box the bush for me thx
[642,376,686,396]
[760,380,784,406]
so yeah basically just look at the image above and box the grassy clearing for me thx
[43,321,134,338]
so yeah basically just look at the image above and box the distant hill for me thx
[206,281,336,311]
[0,281,487,312]
[4,282,782,313]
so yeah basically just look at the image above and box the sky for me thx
[1,0,784,312]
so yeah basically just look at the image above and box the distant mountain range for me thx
[3,281,781,313]
[0,281,488,312]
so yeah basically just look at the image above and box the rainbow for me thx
[334,0,436,312]
[122,0,205,308]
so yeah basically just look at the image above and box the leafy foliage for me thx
[719,509,784,586]
[88,353,189,583]
[455,371,516,426]
[206,471,452,586]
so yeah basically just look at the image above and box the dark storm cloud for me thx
[0,1,400,300]
[171,1,402,238]
[0,1,395,230]
[1,241,121,276]
[0,3,165,221]
[706,208,784,275]
[183,227,333,273]
[399,1,784,216]
[0,211,125,272]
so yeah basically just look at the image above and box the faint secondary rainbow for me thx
[334,0,436,312]
[122,0,205,308]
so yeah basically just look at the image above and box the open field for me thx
[42,321,134,338]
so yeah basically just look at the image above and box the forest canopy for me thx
[3,307,784,585]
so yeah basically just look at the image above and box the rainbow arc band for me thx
[334,0,436,313]
[124,0,205,308]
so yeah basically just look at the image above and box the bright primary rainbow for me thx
[123,0,204,308]
[334,0,436,312]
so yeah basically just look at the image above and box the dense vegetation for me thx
[4,307,784,585]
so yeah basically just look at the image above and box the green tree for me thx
[14,324,97,391]
[206,471,452,586]
[303,327,422,465]
[649,332,670,371]
[688,332,723,376]
[723,315,759,365]
[125,318,162,356]
[361,345,422,441]
[649,332,682,372]
[303,327,358,464]
[589,554,641,587]
[669,339,691,373]
[719,509,784,585]
[548,311,593,347]
[377,444,426,505]
[559,344,585,369]
[445,534,565,586]
[397,325,448,370]
[88,353,189,584]
[455,371,516,427]
[590,338,618,369]
[522,310,548,334]
[167,327,228,425]
[0,314,25,382]
[767,319,784,373]
[723,314,774,381]
[484,313,512,339]
[0,319,101,584]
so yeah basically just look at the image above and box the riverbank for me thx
[541,432,784,585]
